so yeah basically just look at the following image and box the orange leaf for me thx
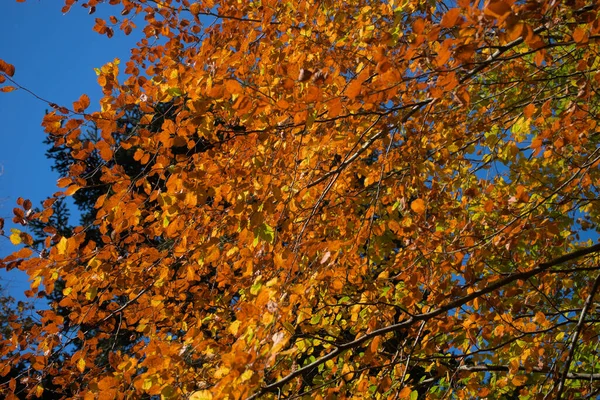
[376,60,392,74]
[410,198,426,214]
[346,79,363,100]
[440,8,461,28]
[436,41,452,66]
[573,27,588,44]
[369,336,381,354]
[65,184,81,196]
[0,59,15,77]
[512,375,527,386]
[14,247,33,259]
[484,0,512,20]
[413,18,425,34]
[96,141,113,161]
[73,93,90,113]
[57,177,72,188]
[332,279,344,291]
[398,387,412,399]
[276,98,289,109]
[523,103,536,118]
[225,79,243,95]
[0,86,16,93]
[189,3,201,15]
[328,97,342,117]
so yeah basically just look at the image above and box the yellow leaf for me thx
[189,391,213,400]
[31,276,42,290]
[229,320,241,336]
[142,378,153,390]
[214,366,230,379]
[57,237,68,255]
[86,287,98,301]
[240,369,253,382]
[9,229,21,245]
[410,198,426,214]
[77,358,86,373]
[341,363,354,381]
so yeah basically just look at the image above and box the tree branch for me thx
[246,243,600,399]
[306,101,428,189]
[457,364,600,380]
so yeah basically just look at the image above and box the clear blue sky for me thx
[0,1,141,301]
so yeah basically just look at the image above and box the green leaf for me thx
[255,223,275,243]
[167,87,183,97]
[161,384,177,399]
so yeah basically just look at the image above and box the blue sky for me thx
[0,1,140,301]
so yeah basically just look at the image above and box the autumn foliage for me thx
[3,0,600,398]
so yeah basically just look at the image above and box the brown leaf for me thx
[298,68,313,82]
[0,59,15,77]
[484,0,512,20]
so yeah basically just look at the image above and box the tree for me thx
[2,0,600,398]
[25,102,214,398]
[0,281,37,399]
